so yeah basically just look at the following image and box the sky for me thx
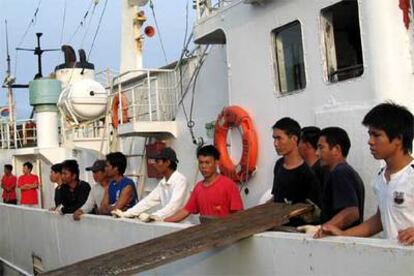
[0,0,196,118]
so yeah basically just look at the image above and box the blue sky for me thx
[0,0,195,118]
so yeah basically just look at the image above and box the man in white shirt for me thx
[73,160,110,220]
[112,147,189,221]
[321,102,414,245]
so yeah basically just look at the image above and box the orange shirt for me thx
[2,175,17,201]
[18,174,39,205]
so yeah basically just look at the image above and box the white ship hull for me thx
[1,203,414,275]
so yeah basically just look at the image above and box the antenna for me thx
[5,20,11,76]
[3,20,15,86]
[3,20,16,134]
[16,32,60,79]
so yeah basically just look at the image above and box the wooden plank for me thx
[42,202,312,276]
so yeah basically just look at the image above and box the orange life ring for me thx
[214,105,258,183]
[111,93,129,128]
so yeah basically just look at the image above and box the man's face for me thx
[198,155,218,179]
[367,127,400,160]
[298,139,308,158]
[273,128,297,156]
[61,169,76,185]
[92,170,107,184]
[4,168,11,176]
[22,165,31,175]
[153,159,170,175]
[105,161,116,178]
[49,171,61,183]
[317,136,335,168]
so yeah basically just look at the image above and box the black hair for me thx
[61,159,80,180]
[197,145,220,160]
[300,126,321,150]
[51,163,63,173]
[272,117,301,139]
[162,159,177,171]
[320,127,351,157]
[106,152,127,175]
[23,162,33,171]
[362,102,414,154]
[4,164,12,171]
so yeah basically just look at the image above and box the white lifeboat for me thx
[58,78,107,123]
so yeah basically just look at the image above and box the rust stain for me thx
[399,0,411,29]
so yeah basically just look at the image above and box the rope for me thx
[149,0,168,64]
[67,0,105,87]
[80,1,98,48]
[68,0,95,43]
[178,45,210,145]
[87,0,108,60]
[14,0,42,77]
[59,0,67,45]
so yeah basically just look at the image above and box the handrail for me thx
[0,119,38,149]
[110,68,179,124]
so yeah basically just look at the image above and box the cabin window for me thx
[272,21,306,94]
[321,1,364,82]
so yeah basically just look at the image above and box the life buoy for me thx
[214,105,258,183]
[111,93,129,128]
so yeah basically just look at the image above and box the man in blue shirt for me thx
[100,152,138,214]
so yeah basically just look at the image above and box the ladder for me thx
[122,136,148,200]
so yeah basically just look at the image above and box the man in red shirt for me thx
[18,162,39,207]
[2,164,17,204]
[165,145,243,222]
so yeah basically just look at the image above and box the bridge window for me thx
[321,0,364,82]
[272,21,306,94]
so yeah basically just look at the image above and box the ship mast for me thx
[3,20,16,140]
[120,0,148,73]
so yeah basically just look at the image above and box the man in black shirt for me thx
[298,126,328,188]
[271,118,321,211]
[313,127,365,238]
[58,160,91,214]
[49,163,63,210]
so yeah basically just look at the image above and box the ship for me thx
[1,0,414,275]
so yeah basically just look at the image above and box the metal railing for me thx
[95,68,119,88]
[110,69,179,125]
[58,68,178,145]
[195,0,235,19]
[0,119,37,149]
[64,119,106,140]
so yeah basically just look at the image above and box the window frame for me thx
[271,20,307,96]
[320,0,364,83]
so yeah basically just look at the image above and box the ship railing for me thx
[63,118,106,141]
[0,119,38,149]
[95,68,119,89]
[110,69,179,124]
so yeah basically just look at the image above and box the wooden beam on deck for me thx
[42,202,312,276]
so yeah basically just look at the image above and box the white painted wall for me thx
[0,204,414,275]
[191,0,414,217]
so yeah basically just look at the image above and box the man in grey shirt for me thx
[73,160,110,220]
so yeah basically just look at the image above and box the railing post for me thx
[155,80,160,121]
[13,122,18,148]
[131,87,136,122]
[118,80,123,125]
[147,70,152,121]
[174,71,179,118]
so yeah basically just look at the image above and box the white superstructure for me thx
[2,0,414,274]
